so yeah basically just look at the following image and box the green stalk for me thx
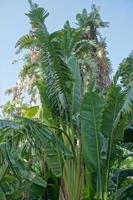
[104,124,117,200]
[92,104,103,200]
[104,103,121,200]
[104,137,112,199]
[114,154,122,200]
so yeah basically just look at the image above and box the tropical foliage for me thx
[0,1,133,200]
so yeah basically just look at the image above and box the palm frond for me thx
[26,5,49,27]
[15,34,36,54]
[0,117,72,177]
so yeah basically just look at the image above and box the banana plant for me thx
[1,75,132,200]
[0,1,133,200]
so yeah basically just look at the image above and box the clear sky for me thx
[0,0,133,105]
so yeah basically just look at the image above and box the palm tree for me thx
[76,5,111,90]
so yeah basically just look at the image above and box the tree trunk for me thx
[59,179,69,200]
[59,159,83,200]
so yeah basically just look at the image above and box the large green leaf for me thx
[0,117,72,178]
[44,141,63,177]
[5,146,47,188]
[81,90,103,170]
[121,87,133,115]
[37,82,54,124]
[101,84,125,139]
[68,56,81,117]
[81,90,104,199]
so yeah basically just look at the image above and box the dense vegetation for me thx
[0,1,133,199]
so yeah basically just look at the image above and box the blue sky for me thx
[0,0,133,105]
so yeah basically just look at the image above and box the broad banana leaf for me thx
[101,84,125,140]
[0,117,72,178]
[68,56,81,116]
[81,90,103,171]
[44,141,63,177]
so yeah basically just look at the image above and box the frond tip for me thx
[28,0,34,9]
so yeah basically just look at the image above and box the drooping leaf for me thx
[15,34,36,54]
[5,147,47,188]
[0,117,72,178]
[121,87,133,115]
[44,141,63,177]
